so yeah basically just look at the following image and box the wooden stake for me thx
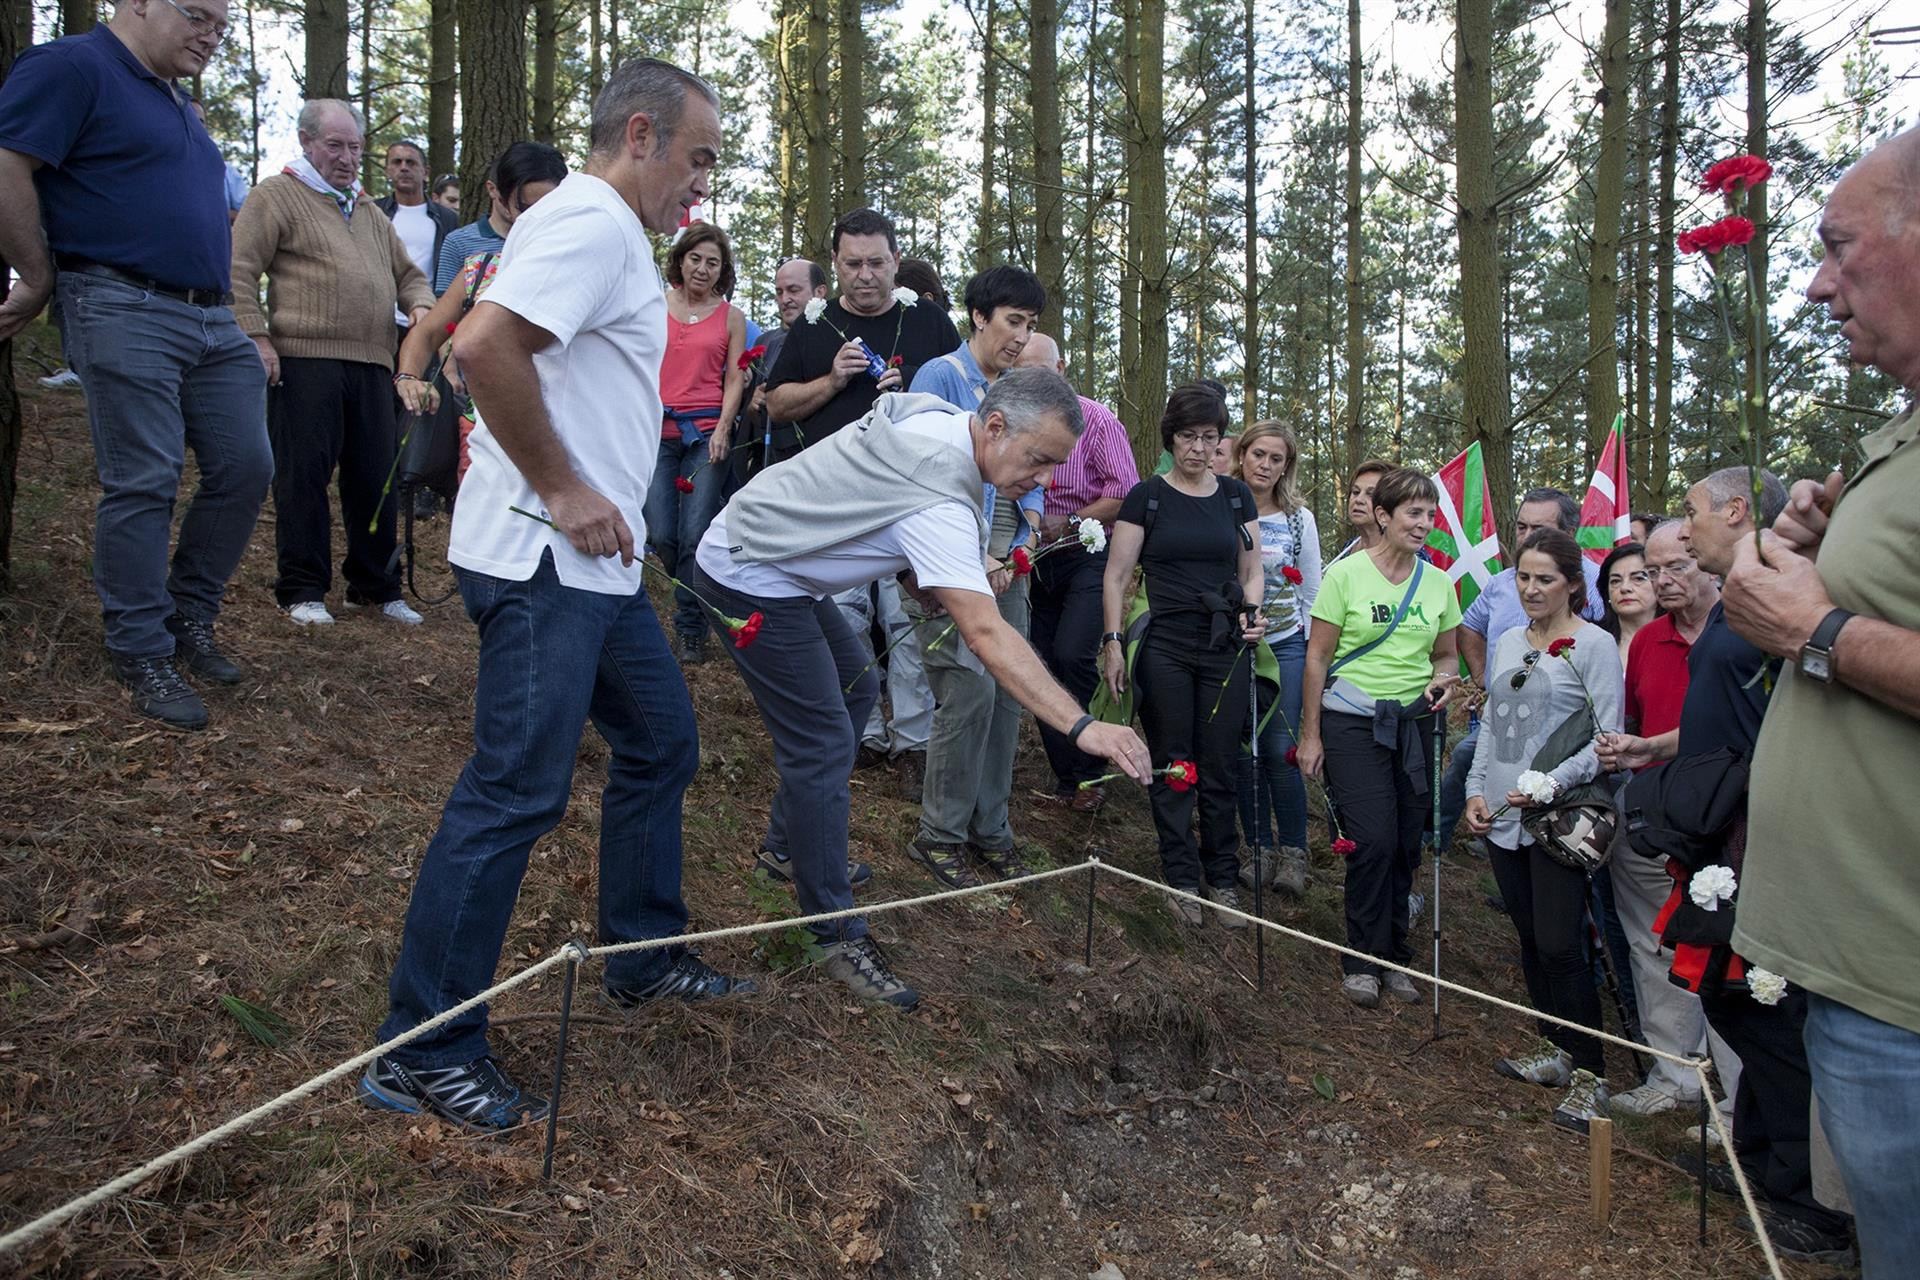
[1589,1116,1614,1230]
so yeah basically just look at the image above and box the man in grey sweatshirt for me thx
[695,368,1152,1008]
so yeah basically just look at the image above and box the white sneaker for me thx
[1495,1039,1575,1087]
[348,598,424,625]
[287,601,335,626]
[1610,1081,1696,1117]
[1381,971,1420,1002]
[1684,1122,1728,1150]
[1341,974,1381,1008]
[39,368,83,389]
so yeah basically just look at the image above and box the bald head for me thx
[1016,331,1064,373]
[1809,125,1920,392]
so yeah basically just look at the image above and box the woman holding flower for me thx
[1463,528,1623,1132]
[1232,421,1321,897]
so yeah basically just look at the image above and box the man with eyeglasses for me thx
[0,0,272,730]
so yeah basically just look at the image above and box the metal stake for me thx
[1083,857,1099,966]
[542,941,587,1181]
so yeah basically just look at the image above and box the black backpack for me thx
[1619,748,1750,875]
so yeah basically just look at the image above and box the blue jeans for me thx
[54,271,272,658]
[379,551,697,1067]
[1806,993,1920,1274]
[1236,630,1308,850]
[642,424,725,642]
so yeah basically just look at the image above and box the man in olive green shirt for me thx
[1724,125,1920,1279]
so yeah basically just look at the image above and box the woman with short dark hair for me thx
[1299,467,1461,1007]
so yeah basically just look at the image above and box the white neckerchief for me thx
[282,154,362,222]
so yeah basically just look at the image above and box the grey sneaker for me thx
[1170,891,1207,927]
[1550,1069,1612,1134]
[1238,847,1278,892]
[1610,1081,1694,1117]
[1496,1040,1574,1087]
[1341,974,1381,1008]
[817,935,919,1009]
[1274,846,1309,897]
[1381,970,1420,1002]
[1205,884,1249,929]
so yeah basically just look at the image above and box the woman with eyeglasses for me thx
[1597,541,1655,674]
[1102,385,1266,927]
[1463,527,1623,1133]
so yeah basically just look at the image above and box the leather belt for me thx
[54,255,234,307]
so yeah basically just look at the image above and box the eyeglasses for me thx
[1648,561,1696,581]
[160,0,229,39]
[1509,649,1542,691]
[1173,430,1222,450]
[1608,570,1655,587]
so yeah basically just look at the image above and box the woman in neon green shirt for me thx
[1298,467,1461,1009]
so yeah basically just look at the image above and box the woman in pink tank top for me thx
[646,223,747,661]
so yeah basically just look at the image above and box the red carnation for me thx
[1284,746,1299,767]
[1701,155,1772,197]
[732,611,765,648]
[1332,838,1357,856]
[1547,637,1576,658]
[888,354,905,368]
[737,343,768,370]
[1010,546,1033,576]
[1281,565,1304,585]
[444,322,458,335]
[1164,760,1197,792]
[1678,216,1756,256]
[675,475,696,494]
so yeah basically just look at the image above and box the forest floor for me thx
[0,340,1850,1279]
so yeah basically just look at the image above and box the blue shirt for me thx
[434,217,506,294]
[1460,560,1607,651]
[908,344,1043,548]
[0,27,231,292]
[1677,602,1778,758]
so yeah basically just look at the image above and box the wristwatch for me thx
[1101,631,1125,647]
[1798,608,1854,684]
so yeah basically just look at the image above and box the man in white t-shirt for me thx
[375,139,456,335]
[695,367,1153,1010]
[362,60,743,1135]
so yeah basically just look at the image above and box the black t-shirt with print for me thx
[1117,475,1256,643]
[764,298,962,447]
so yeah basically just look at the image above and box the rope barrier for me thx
[0,855,1788,1278]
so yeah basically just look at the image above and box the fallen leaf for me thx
[1422,1137,1443,1149]
[120,909,146,928]
[342,861,369,878]
[561,1194,587,1213]
[279,818,304,833]
[1311,1072,1336,1101]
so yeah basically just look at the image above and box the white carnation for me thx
[1688,864,1739,912]
[1076,518,1108,553]
[1747,966,1788,1006]
[893,286,919,307]
[804,297,827,324]
[1515,770,1558,804]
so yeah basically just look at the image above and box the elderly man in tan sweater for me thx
[231,98,434,626]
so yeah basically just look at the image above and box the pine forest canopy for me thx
[18,0,1918,545]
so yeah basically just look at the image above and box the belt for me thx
[55,255,233,307]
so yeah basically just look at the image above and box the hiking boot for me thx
[1169,889,1207,927]
[347,596,424,625]
[1341,974,1381,1008]
[602,951,758,1005]
[907,837,980,889]
[165,614,242,685]
[676,633,707,665]
[896,750,927,803]
[969,842,1034,881]
[287,601,335,626]
[1068,783,1105,813]
[817,935,920,1009]
[111,654,207,730]
[1496,1039,1574,1087]
[1205,884,1249,929]
[1550,1069,1611,1134]
[1736,1210,1856,1264]
[754,847,872,889]
[1275,846,1309,897]
[1382,970,1420,1003]
[1671,1151,1740,1197]
[358,1053,548,1133]
[855,741,889,771]
[1611,1081,1695,1117]
[1238,846,1279,892]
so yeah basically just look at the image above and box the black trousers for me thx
[268,357,400,607]
[1321,709,1435,977]
[1490,839,1607,1076]
[1135,627,1247,889]
[1030,547,1108,789]
[1701,985,1850,1233]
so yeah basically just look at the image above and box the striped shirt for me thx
[1045,395,1140,519]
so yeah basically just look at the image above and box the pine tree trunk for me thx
[1630,62,1653,506]
[976,0,998,272]
[63,1,97,34]
[1132,0,1168,464]
[246,2,263,181]
[1030,0,1064,320]
[359,0,374,188]
[1118,0,1139,424]
[1652,0,1679,508]
[777,0,798,258]
[456,0,526,212]
[0,16,23,589]
[1342,0,1365,476]
[1744,0,1769,449]
[839,0,866,211]
[429,0,457,181]
[588,0,602,101]
[532,0,557,145]
[1454,0,1515,529]
[305,0,351,98]
[1584,0,1631,447]
[801,0,833,258]
[1079,0,1101,396]
[1241,0,1257,429]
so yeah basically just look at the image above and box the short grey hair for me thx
[296,98,364,140]
[978,367,1086,438]
[1701,466,1788,527]
[590,58,719,157]
[1519,486,1580,534]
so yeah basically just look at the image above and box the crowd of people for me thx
[2,6,1917,1274]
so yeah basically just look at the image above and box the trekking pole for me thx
[1247,632,1265,993]
[1429,717,1443,1038]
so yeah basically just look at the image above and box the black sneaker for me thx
[357,1053,548,1133]
[1736,1211,1855,1265]
[602,951,758,1005]
[818,935,920,1009]
[755,847,873,888]
[111,654,208,729]
[676,634,707,665]
[165,614,243,685]
[969,842,1034,880]
[907,837,980,889]
[1670,1151,1740,1197]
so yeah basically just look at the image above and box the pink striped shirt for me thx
[1045,395,1140,519]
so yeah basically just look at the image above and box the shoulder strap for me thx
[1142,474,1166,540]
[459,252,497,315]
[941,352,986,406]
[1227,485,1253,550]
[1287,507,1304,560]
[1330,557,1426,676]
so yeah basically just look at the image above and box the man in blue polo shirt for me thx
[0,0,271,731]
